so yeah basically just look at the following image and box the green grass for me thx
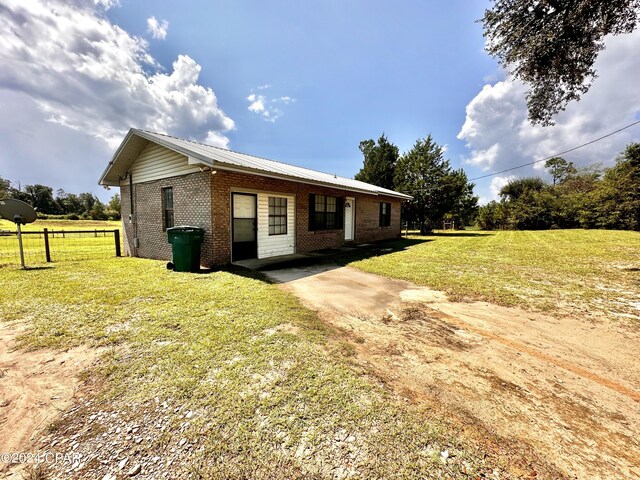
[4,227,626,477]
[349,230,640,323]
[0,257,505,478]
[0,219,122,266]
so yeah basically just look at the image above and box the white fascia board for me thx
[187,156,213,167]
[98,128,136,186]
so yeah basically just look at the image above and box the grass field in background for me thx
[0,218,122,231]
[349,230,640,324]
[0,219,123,266]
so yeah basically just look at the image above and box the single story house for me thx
[99,128,411,266]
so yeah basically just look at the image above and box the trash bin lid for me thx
[166,225,204,232]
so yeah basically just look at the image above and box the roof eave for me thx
[98,128,136,186]
[209,162,411,199]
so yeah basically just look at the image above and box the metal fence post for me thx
[114,229,121,257]
[44,228,51,262]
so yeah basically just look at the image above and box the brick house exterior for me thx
[101,129,410,267]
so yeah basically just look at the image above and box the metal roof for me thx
[99,128,412,199]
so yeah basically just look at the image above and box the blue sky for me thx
[1,0,639,204]
[107,0,493,169]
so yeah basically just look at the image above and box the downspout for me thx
[129,172,138,257]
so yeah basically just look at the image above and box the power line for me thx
[468,119,640,181]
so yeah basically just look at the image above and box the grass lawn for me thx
[0,219,122,266]
[0,257,507,478]
[349,229,640,324]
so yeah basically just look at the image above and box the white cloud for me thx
[246,87,294,123]
[458,29,640,186]
[247,94,266,113]
[489,175,516,201]
[95,0,120,9]
[0,0,234,151]
[147,16,168,40]
[466,143,500,168]
[477,174,516,205]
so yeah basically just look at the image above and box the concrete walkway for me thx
[233,244,371,270]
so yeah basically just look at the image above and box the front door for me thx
[344,197,355,241]
[232,193,257,261]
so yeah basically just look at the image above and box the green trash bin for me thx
[167,226,204,272]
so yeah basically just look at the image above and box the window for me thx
[379,202,391,227]
[268,197,287,235]
[162,187,174,230]
[309,194,343,230]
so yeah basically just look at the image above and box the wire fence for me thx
[0,228,121,268]
[402,221,461,236]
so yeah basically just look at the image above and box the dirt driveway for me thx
[265,265,640,480]
[0,322,99,477]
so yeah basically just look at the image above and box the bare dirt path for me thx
[0,322,99,477]
[266,265,640,480]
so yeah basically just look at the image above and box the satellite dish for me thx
[0,198,37,269]
[0,198,37,225]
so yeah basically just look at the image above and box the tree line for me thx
[355,134,478,233]
[477,143,640,231]
[0,176,120,220]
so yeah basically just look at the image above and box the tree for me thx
[494,178,553,229]
[0,176,10,199]
[545,157,577,185]
[554,166,602,227]
[8,181,29,204]
[55,190,84,215]
[394,134,478,233]
[354,134,399,190]
[78,192,97,215]
[23,184,56,213]
[477,200,510,230]
[106,193,121,220]
[499,177,546,202]
[593,143,640,230]
[440,169,479,227]
[90,198,108,220]
[483,0,640,125]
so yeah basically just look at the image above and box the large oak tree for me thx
[483,0,640,125]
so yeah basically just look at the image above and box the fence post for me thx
[44,228,51,263]
[114,229,121,257]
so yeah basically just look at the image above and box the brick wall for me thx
[353,193,402,243]
[119,171,214,267]
[211,170,401,264]
[120,168,402,265]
